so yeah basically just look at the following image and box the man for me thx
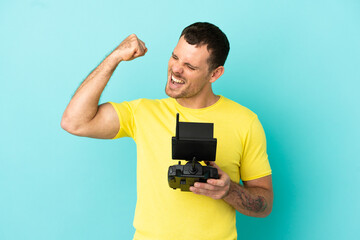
[61,22,273,240]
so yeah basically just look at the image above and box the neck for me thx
[175,92,220,109]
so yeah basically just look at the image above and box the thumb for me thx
[207,161,223,172]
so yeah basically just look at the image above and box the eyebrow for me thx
[172,52,199,69]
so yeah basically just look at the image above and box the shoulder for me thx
[122,98,174,114]
[109,98,173,111]
[132,98,173,107]
[219,96,258,121]
[135,98,172,104]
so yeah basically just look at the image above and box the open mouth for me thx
[171,75,185,84]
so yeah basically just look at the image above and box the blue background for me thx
[1,0,359,239]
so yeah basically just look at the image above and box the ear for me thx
[209,66,225,83]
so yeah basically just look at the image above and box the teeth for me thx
[172,76,185,84]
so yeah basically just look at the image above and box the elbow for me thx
[244,199,273,218]
[257,200,273,218]
[60,116,72,133]
[259,206,272,218]
[60,115,80,135]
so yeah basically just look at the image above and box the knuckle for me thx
[213,195,221,200]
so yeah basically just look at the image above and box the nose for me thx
[171,61,184,75]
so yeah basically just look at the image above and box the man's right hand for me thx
[113,34,148,62]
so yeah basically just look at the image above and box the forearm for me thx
[61,51,121,129]
[223,181,273,218]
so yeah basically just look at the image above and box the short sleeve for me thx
[108,101,138,139]
[240,116,272,181]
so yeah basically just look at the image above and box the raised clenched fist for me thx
[114,34,148,62]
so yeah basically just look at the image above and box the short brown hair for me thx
[181,22,230,71]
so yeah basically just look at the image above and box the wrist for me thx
[108,50,124,63]
[222,181,234,201]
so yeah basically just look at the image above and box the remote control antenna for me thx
[192,156,196,172]
[176,113,180,139]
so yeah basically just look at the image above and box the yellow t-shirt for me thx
[109,96,271,240]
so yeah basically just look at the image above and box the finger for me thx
[135,41,147,57]
[208,161,220,170]
[207,162,226,177]
[208,161,222,172]
[133,46,145,58]
[210,162,224,177]
[138,40,147,56]
[190,186,212,196]
[139,39,146,48]
[194,182,221,191]
[139,46,147,56]
[207,178,227,187]
[190,186,223,199]
[128,33,137,40]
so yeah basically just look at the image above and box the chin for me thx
[165,83,188,99]
[165,83,175,98]
[165,88,178,98]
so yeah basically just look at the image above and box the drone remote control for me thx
[168,114,219,191]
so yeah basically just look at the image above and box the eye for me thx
[187,64,196,70]
[172,54,178,60]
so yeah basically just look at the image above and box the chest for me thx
[134,111,244,182]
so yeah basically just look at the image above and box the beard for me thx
[165,68,212,99]
[165,83,189,99]
[165,71,188,98]
[165,79,209,99]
